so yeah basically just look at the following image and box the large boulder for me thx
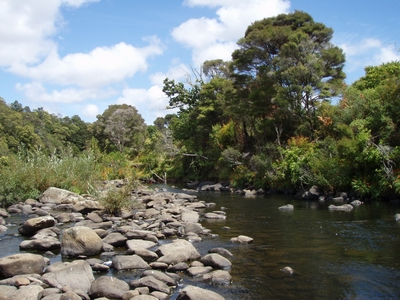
[39,187,85,205]
[176,285,225,300]
[0,253,45,278]
[18,216,56,236]
[41,260,94,293]
[155,239,201,264]
[61,226,103,256]
[89,275,130,298]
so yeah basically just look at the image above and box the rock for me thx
[350,200,363,206]
[111,255,151,270]
[301,186,320,200]
[328,204,353,212]
[167,262,189,272]
[181,211,199,223]
[395,213,400,221]
[8,285,44,300]
[102,232,128,247]
[0,208,9,218]
[278,204,294,211]
[39,187,85,205]
[186,266,213,277]
[60,292,82,300]
[208,247,234,260]
[73,200,103,214]
[176,285,225,300]
[130,275,170,294]
[230,235,253,244]
[86,212,103,223]
[280,266,294,275]
[0,253,45,278]
[130,247,158,262]
[0,285,17,298]
[89,276,130,298]
[127,239,157,251]
[19,237,61,251]
[141,270,177,286]
[204,212,226,220]
[156,239,201,264]
[41,260,94,293]
[125,229,157,240]
[200,254,232,270]
[18,216,56,236]
[184,223,204,234]
[54,213,71,223]
[61,226,103,257]
[203,270,232,285]
[130,295,158,300]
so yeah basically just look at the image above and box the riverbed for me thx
[1,185,400,299]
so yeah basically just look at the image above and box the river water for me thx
[162,185,400,300]
[1,186,400,299]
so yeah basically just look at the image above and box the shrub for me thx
[97,180,142,215]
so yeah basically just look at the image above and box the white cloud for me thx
[116,85,170,124]
[341,38,400,72]
[340,38,382,57]
[0,0,99,67]
[10,39,163,88]
[374,46,400,65]
[16,82,116,104]
[82,104,99,119]
[174,0,290,66]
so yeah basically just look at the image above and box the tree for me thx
[231,11,346,140]
[92,104,146,154]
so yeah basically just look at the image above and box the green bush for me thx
[97,180,142,215]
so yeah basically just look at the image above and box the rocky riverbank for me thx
[0,182,253,300]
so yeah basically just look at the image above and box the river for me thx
[162,185,400,299]
[1,185,400,299]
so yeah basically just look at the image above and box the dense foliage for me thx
[1,11,399,204]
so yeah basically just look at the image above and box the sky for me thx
[1,0,399,124]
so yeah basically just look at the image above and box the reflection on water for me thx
[1,185,400,299]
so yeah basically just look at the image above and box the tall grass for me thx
[0,148,100,207]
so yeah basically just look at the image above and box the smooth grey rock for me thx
[278,204,294,211]
[89,275,129,298]
[176,285,225,300]
[130,275,170,294]
[0,253,45,278]
[111,255,150,270]
[230,235,254,244]
[328,204,353,212]
[156,239,201,264]
[203,270,232,285]
[200,254,232,270]
[8,285,43,300]
[41,260,94,293]
[18,216,56,236]
[61,226,103,256]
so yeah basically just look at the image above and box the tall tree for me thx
[231,10,346,140]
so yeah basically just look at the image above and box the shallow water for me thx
[1,186,400,299]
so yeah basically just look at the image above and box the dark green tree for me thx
[231,10,346,140]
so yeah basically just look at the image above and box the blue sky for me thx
[1,0,399,124]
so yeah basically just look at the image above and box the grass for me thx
[0,148,100,207]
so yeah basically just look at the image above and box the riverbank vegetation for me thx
[1,11,400,206]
